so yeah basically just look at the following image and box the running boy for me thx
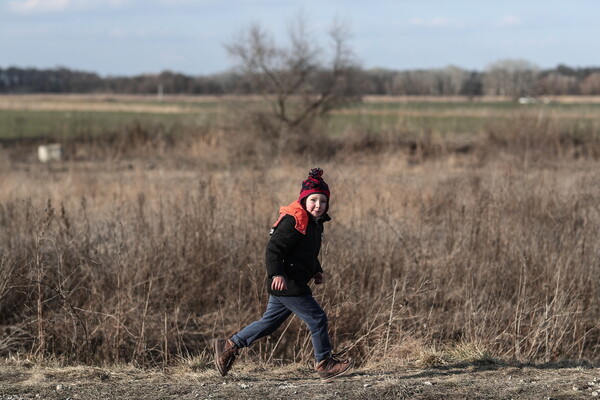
[214,168,353,383]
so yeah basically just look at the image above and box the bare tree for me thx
[579,72,600,95]
[483,59,539,99]
[536,72,578,95]
[444,65,469,95]
[225,15,362,143]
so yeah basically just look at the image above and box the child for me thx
[214,168,354,383]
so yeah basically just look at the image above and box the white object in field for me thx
[38,144,63,162]
[518,96,536,104]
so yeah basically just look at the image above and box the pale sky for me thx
[1,0,599,76]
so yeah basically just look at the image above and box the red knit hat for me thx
[298,168,330,206]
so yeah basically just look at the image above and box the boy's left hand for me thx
[313,272,323,285]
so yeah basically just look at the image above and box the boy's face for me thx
[305,193,328,218]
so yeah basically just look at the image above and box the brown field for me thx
[362,95,600,103]
[0,94,221,114]
[2,94,600,116]
[0,94,599,397]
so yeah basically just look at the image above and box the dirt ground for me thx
[0,361,598,400]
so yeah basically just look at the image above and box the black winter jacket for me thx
[265,202,330,296]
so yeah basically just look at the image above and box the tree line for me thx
[2,61,600,97]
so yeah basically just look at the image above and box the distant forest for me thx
[2,61,600,97]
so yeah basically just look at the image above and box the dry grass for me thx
[0,104,599,369]
[362,95,600,104]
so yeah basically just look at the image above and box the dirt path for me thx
[0,362,598,399]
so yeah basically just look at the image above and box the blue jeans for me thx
[231,295,332,362]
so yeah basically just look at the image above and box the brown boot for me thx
[315,353,354,383]
[214,338,239,376]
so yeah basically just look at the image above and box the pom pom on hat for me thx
[309,168,323,179]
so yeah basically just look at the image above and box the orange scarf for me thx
[272,201,309,235]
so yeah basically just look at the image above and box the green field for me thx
[1,95,599,140]
[0,110,221,139]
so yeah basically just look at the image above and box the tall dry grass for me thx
[0,111,599,367]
